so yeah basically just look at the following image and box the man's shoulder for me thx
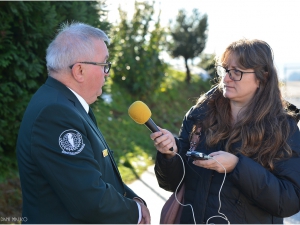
[30,77,77,108]
[20,85,78,134]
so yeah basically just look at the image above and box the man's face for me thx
[83,39,109,104]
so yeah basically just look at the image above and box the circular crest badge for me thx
[59,129,85,155]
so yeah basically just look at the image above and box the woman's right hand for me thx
[150,127,177,158]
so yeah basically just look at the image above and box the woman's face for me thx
[221,53,260,107]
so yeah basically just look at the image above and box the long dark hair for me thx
[197,39,296,170]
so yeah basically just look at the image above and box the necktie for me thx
[88,107,98,127]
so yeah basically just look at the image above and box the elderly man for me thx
[16,22,150,224]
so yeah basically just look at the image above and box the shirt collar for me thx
[68,88,89,113]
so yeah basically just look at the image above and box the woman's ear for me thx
[71,64,84,83]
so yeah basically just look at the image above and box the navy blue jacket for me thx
[17,77,141,224]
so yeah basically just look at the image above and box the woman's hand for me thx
[150,127,177,159]
[192,151,239,173]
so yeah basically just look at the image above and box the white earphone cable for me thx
[206,157,230,224]
[173,152,230,225]
[174,152,196,225]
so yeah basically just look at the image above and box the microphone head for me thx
[128,101,151,124]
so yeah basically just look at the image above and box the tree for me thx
[168,9,208,83]
[110,1,167,98]
[0,1,110,176]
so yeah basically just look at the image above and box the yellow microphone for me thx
[128,101,159,133]
[128,101,173,151]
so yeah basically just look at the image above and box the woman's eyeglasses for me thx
[216,65,255,81]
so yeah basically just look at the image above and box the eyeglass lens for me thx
[217,66,242,81]
[104,63,111,73]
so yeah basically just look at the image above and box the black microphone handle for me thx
[145,118,173,151]
[144,118,159,133]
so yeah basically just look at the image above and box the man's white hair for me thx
[46,22,109,74]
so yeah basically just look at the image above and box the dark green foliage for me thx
[168,9,208,83]
[110,1,167,98]
[0,1,109,176]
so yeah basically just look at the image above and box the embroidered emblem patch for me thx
[59,129,85,155]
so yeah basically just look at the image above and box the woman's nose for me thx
[223,71,232,82]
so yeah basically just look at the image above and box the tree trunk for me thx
[184,58,191,83]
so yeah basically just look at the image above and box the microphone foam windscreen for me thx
[128,101,151,124]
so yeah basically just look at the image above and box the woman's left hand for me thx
[192,151,239,173]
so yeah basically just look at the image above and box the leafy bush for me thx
[110,1,167,98]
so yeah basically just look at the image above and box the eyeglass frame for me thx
[216,65,255,81]
[69,61,112,74]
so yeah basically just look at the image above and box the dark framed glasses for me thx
[216,65,255,81]
[69,61,112,74]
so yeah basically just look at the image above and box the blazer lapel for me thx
[87,110,123,181]
[88,108,98,127]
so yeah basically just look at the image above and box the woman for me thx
[151,39,300,224]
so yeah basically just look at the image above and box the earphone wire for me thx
[206,157,230,224]
[174,152,230,225]
[174,152,196,225]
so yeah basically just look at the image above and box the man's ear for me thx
[71,64,84,83]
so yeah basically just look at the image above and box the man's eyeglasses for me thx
[216,65,255,81]
[69,62,112,74]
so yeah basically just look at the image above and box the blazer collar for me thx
[45,76,78,103]
[45,76,96,128]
